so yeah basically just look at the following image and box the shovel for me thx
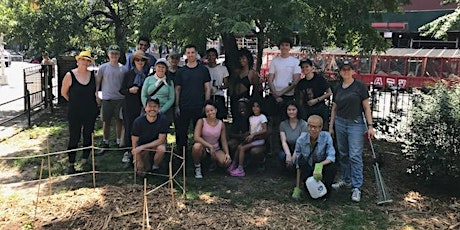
[364,115,393,205]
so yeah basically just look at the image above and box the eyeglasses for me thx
[134,58,146,62]
[308,124,322,130]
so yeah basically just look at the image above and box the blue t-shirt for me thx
[131,113,169,145]
[176,64,211,109]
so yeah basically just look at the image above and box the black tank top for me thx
[68,70,98,117]
[234,75,251,98]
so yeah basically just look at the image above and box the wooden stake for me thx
[169,153,175,209]
[145,178,150,229]
[47,139,52,196]
[91,133,96,188]
[182,146,186,197]
[34,158,45,218]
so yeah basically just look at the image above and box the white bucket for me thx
[305,176,327,199]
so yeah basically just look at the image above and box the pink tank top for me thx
[202,118,222,149]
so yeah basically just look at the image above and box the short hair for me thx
[238,48,254,69]
[285,101,302,119]
[138,36,150,44]
[299,59,313,67]
[278,37,293,48]
[206,48,218,56]
[307,115,323,127]
[185,44,197,50]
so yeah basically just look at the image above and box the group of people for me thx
[60,37,375,202]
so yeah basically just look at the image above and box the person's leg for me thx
[115,100,124,145]
[249,145,266,171]
[322,163,336,193]
[278,149,287,167]
[214,149,231,168]
[81,114,96,168]
[192,143,205,165]
[348,121,365,190]
[135,150,151,175]
[190,107,204,131]
[152,144,166,169]
[237,143,253,167]
[67,115,83,172]
[334,117,351,184]
[175,107,191,150]
[101,100,114,145]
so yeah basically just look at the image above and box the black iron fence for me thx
[0,64,56,128]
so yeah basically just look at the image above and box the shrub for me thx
[403,83,460,183]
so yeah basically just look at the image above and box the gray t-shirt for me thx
[280,119,308,149]
[97,62,128,100]
[333,80,369,119]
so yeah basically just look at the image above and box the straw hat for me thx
[131,50,149,65]
[75,51,93,61]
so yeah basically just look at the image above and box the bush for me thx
[403,83,460,183]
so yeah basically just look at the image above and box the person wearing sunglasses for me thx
[329,61,375,202]
[119,50,150,166]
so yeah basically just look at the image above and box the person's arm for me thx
[193,119,213,149]
[329,102,337,136]
[320,134,335,166]
[138,133,167,152]
[119,72,131,96]
[250,122,268,141]
[175,85,181,107]
[362,98,375,138]
[280,131,293,164]
[161,82,175,113]
[267,73,277,97]
[204,81,211,101]
[61,72,72,101]
[141,78,150,107]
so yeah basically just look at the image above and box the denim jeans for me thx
[334,116,366,189]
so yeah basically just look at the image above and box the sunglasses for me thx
[134,58,146,62]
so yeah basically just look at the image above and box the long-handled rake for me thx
[366,129,393,205]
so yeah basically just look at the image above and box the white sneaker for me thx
[122,151,131,163]
[194,167,203,179]
[332,180,352,190]
[351,188,361,202]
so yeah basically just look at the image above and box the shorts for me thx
[249,139,265,147]
[101,99,123,122]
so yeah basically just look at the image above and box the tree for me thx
[419,0,460,39]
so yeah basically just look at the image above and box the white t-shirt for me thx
[97,63,128,100]
[207,65,229,96]
[269,56,301,96]
[249,114,268,135]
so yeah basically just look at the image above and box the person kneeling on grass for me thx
[131,96,169,177]
[292,115,336,199]
[192,101,232,179]
[228,99,268,177]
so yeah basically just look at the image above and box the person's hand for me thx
[275,97,283,103]
[329,126,335,138]
[286,155,292,167]
[224,154,231,165]
[307,99,317,107]
[367,127,375,139]
[313,163,323,181]
[245,134,254,143]
[129,86,139,94]
[175,107,180,117]
[132,146,143,157]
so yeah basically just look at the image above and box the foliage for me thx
[403,84,460,183]
[419,0,460,39]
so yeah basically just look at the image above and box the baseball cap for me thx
[167,52,181,59]
[147,96,160,105]
[299,58,313,67]
[155,58,169,66]
[108,45,120,53]
[340,61,354,70]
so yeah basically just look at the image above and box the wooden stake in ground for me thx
[182,146,186,197]
[47,139,52,196]
[34,158,45,219]
[91,134,96,188]
[169,149,175,209]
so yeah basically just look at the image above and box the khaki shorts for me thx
[101,99,123,122]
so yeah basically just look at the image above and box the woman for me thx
[119,50,149,164]
[230,48,262,118]
[141,58,175,123]
[192,101,231,179]
[296,59,332,130]
[329,61,375,203]
[278,101,308,170]
[61,51,98,174]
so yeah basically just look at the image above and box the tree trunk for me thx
[222,32,239,80]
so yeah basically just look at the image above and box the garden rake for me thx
[368,133,393,205]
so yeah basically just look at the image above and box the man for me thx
[166,52,181,84]
[206,48,229,120]
[96,45,128,154]
[175,44,211,150]
[267,38,301,152]
[131,96,169,176]
[126,36,157,75]
[41,51,55,99]
[292,115,336,200]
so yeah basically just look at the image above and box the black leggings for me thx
[67,114,97,164]
[175,107,203,149]
[300,163,336,194]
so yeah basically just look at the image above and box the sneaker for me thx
[195,167,203,179]
[122,151,131,163]
[351,188,361,202]
[96,143,109,156]
[227,163,237,174]
[332,180,352,190]
[230,167,245,177]
[292,187,302,200]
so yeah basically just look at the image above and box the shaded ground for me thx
[0,107,459,229]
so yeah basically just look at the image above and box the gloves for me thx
[175,107,180,117]
[313,163,323,181]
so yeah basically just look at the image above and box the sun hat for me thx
[75,51,93,61]
[131,50,149,65]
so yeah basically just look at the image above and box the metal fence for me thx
[0,64,56,128]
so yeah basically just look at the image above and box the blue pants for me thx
[334,116,366,189]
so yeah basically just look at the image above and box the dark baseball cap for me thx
[340,61,354,70]
[147,96,160,105]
